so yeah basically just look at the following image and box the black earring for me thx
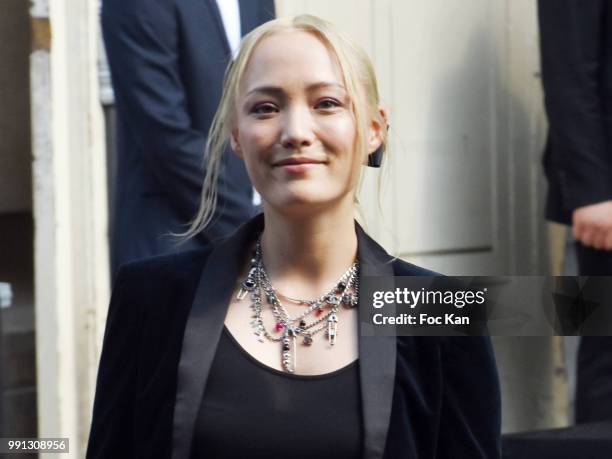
[367,145,384,168]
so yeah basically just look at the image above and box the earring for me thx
[367,146,383,168]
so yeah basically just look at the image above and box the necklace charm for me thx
[250,313,265,342]
[282,331,297,372]
[237,285,250,301]
[327,311,338,346]
[325,293,340,306]
[342,292,358,308]
[237,268,257,300]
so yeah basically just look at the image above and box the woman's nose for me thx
[280,106,315,150]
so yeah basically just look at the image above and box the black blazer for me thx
[86,214,502,459]
[538,0,612,224]
[101,0,275,274]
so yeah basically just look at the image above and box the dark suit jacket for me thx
[101,0,275,274]
[538,0,612,224]
[86,214,501,459]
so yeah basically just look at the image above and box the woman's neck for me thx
[259,203,358,299]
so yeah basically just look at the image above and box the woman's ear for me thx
[230,128,243,158]
[364,107,388,167]
[367,106,388,155]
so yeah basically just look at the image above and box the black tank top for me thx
[190,326,363,458]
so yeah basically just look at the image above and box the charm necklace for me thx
[236,238,359,373]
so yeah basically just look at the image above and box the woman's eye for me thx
[315,98,341,110]
[251,103,278,115]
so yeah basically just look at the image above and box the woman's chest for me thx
[190,327,363,459]
[224,291,360,376]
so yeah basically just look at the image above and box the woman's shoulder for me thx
[390,257,440,277]
[389,259,495,371]
[387,259,495,354]
[105,248,215,340]
[113,247,213,293]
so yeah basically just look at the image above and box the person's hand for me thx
[572,200,612,250]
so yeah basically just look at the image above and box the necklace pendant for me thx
[237,279,256,301]
[251,318,265,342]
[325,293,340,306]
[327,312,338,346]
[281,334,296,373]
[342,293,358,308]
[302,334,313,346]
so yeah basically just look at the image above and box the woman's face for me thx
[231,31,371,216]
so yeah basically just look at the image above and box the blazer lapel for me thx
[238,0,255,36]
[171,215,263,459]
[241,0,276,37]
[204,0,231,56]
[356,224,397,459]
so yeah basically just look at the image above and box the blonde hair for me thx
[181,14,387,240]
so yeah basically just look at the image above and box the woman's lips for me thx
[272,157,326,173]
[276,162,323,173]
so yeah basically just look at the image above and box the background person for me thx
[538,0,612,423]
[101,0,275,276]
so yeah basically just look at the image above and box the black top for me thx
[190,326,363,458]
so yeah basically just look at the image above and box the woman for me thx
[87,15,501,459]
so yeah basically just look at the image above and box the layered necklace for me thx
[236,238,359,373]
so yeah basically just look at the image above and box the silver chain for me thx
[236,237,359,373]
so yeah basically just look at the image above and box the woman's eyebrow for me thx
[245,86,285,98]
[305,81,346,92]
[245,82,346,97]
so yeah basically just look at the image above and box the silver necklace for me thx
[236,238,359,373]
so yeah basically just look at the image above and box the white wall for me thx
[31,0,110,456]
